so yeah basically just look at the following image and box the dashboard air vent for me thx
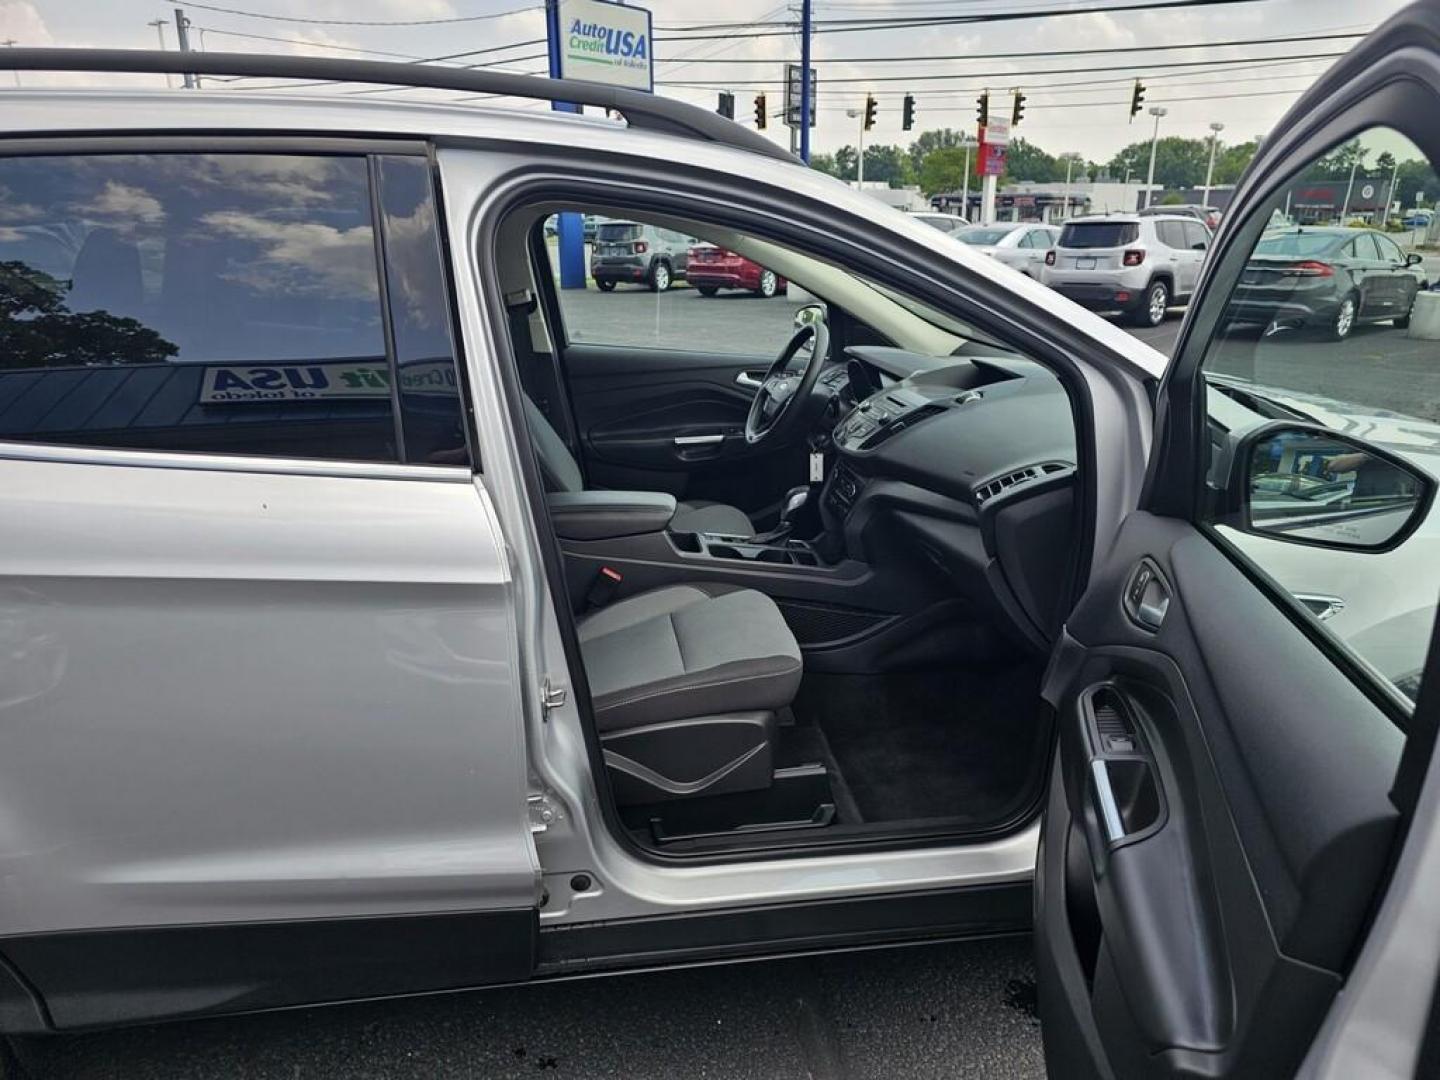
[974,461,1069,505]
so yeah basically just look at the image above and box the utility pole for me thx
[1143,106,1167,209]
[1341,153,1359,223]
[1062,153,1082,222]
[799,0,812,164]
[147,19,174,88]
[1202,122,1224,208]
[1387,155,1401,221]
[174,8,196,89]
[2,40,18,88]
[961,134,974,221]
[846,106,866,186]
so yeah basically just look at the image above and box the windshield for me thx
[1254,232,1340,257]
[959,227,1016,245]
[596,223,640,242]
[1059,221,1138,248]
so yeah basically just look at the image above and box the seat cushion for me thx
[671,499,753,537]
[577,584,802,732]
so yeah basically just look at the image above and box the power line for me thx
[166,1,543,27]
[654,0,1271,38]
[659,50,1348,86]
[651,29,1366,64]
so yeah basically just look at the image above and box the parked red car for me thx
[686,243,787,298]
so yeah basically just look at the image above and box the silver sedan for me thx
[956,221,1060,275]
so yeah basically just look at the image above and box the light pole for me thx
[1143,106,1167,209]
[960,134,975,220]
[846,107,866,186]
[147,19,174,88]
[1341,153,1360,224]
[1060,152,1083,222]
[1202,121,1224,208]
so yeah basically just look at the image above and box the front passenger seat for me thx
[523,397,754,537]
[576,583,802,805]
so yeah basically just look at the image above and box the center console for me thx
[672,530,822,568]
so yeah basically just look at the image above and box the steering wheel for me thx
[744,320,831,445]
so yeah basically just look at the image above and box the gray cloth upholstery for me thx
[671,499,754,537]
[523,395,584,493]
[522,395,753,536]
[577,585,803,733]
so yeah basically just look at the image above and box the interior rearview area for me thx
[496,202,1081,854]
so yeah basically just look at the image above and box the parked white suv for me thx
[1040,212,1211,326]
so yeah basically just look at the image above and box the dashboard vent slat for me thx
[974,461,1071,505]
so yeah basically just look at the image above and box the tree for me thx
[1002,137,1063,183]
[1107,136,1212,189]
[0,260,177,369]
[918,146,971,195]
[907,128,968,174]
[1160,191,1185,205]
[1212,140,1259,185]
[809,152,840,179]
[1395,157,1439,209]
[860,144,916,187]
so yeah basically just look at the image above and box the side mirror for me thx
[1229,424,1434,552]
[793,303,827,333]
[1407,252,1424,268]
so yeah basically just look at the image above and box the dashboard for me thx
[818,345,1081,645]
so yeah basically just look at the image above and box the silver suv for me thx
[1,24,1438,1080]
[1040,212,1211,326]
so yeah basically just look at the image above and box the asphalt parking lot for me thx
[20,937,1045,1080]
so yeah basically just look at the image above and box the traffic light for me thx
[976,90,989,127]
[754,92,767,130]
[1012,90,1026,126]
[1129,80,1145,121]
[718,91,734,120]
[902,93,915,131]
[863,94,877,132]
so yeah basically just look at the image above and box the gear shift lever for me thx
[750,485,810,545]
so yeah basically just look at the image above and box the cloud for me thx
[82,180,166,228]
[198,209,378,300]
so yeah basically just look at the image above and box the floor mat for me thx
[792,663,1050,825]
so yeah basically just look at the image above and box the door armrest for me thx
[546,490,678,541]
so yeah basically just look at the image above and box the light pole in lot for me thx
[1341,154,1360,223]
[960,133,976,220]
[1060,152,1083,221]
[1143,106,1167,209]
[846,107,866,185]
[1202,122,1224,208]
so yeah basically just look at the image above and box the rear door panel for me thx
[1038,512,1402,1077]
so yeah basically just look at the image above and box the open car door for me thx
[1035,5,1440,1077]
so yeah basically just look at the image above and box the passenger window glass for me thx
[375,155,471,467]
[1184,222,1210,250]
[0,153,398,461]
[546,210,804,356]
[1201,125,1439,705]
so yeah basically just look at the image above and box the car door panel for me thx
[564,342,807,510]
[1039,511,1401,1078]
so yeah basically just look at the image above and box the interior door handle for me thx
[735,372,765,389]
[673,433,725,446]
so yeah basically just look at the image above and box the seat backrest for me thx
[522,394,583,493]
[68,227,142,316]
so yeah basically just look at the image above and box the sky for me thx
[0,0,1418,162]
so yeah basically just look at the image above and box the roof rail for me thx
[0,47,797,164]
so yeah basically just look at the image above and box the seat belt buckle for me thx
[585,566,623,611]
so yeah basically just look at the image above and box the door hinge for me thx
[541,678,567,719]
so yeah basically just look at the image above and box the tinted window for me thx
[0,153,398,461]
[1254,231,1344,257]
[375,156,470,466]
[1058,222,1138,248]
[1351,233,1382,260]
[959,227,1016,245]
[1204,126,1439,706]
[1153,221,1186,249]
[1375,234,1405,263]
[1181,222,1209,250]
[596,223,640,243]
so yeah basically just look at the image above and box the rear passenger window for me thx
[1183,222,1210,250]
[0,152,468,465]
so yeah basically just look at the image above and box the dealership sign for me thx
[557,0,653,92]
